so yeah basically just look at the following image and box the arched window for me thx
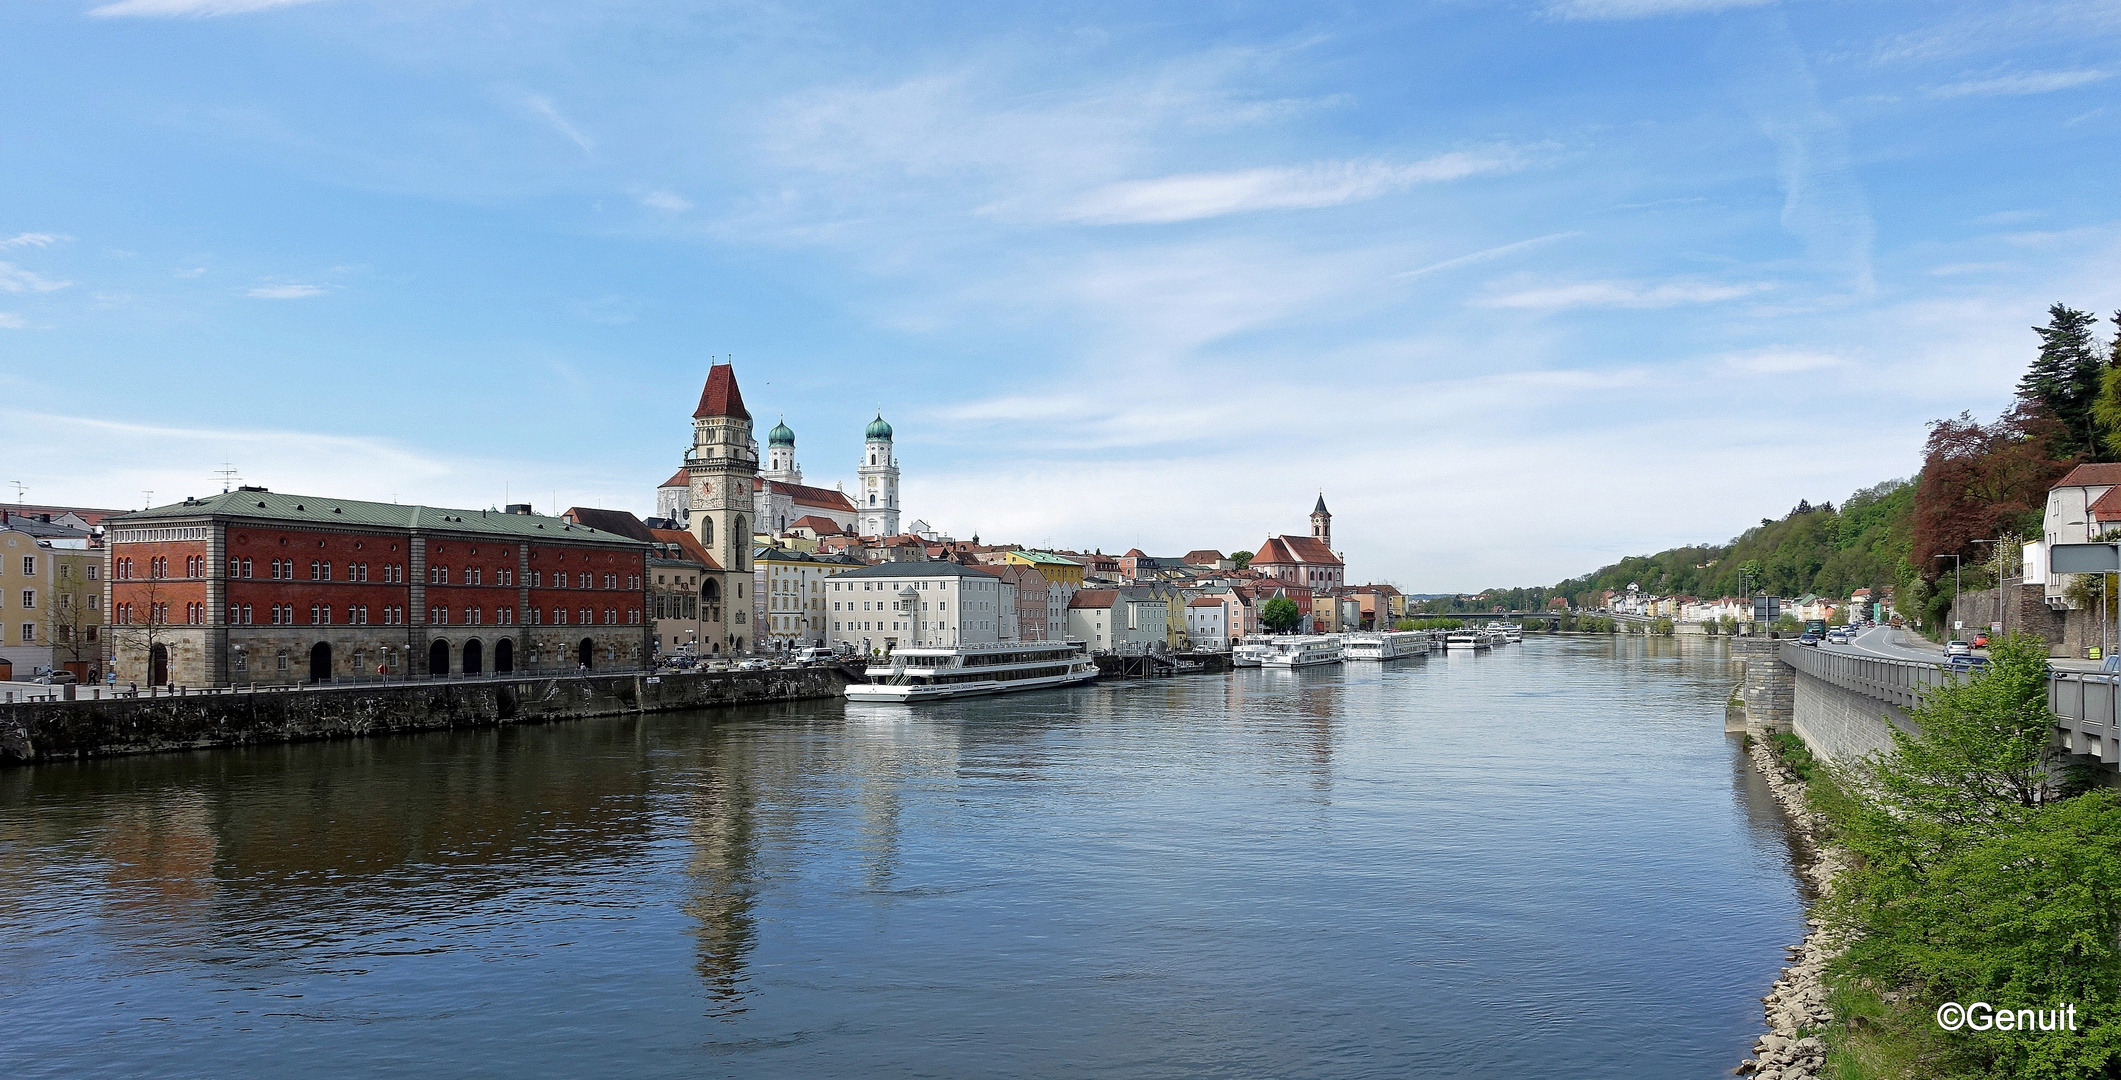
[702,518,713,547]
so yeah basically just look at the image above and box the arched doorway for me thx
[149,644,169,685]
[429,639,450,677]
[309,642,331,684]
[463,639,483,675]
[577,638,594,669]
[495,638,514,673]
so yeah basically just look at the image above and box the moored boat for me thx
[1342,630,1430,661]
[1445,630,1491,652]
[1261,635,1343,668]
[844,640,1099,702]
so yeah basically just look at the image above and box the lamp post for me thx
[1935,553,1962,638]
[1969,538,2008,639]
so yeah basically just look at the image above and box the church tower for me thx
[764,417,800,484]
[1311,494,1331,547]
[686,363,758,652]
[857,412,900,537]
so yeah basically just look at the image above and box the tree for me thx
[105,576,176,685]
[1259,596,1300,632]
[43,558,100,676]
[1230,551,1253,570]
[1911,402,2072,582]
[2018,303,2105,458]
[2093,309,2121,458]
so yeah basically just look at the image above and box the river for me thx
[0,636,1806,1078]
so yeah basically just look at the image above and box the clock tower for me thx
[686,363,759,653]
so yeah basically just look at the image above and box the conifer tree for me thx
[2018,303,2103,457]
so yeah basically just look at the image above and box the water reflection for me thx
[680,735,759,1016]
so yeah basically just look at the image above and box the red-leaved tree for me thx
[1912,401,2075,581]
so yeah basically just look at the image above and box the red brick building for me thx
[105,489,650,686]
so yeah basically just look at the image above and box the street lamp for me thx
[1935,553,1963,637]
[1969,538,2008,639]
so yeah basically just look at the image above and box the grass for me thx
[1768,730,1820,782]
[1820,978,1951,1080]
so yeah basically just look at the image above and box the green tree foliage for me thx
[1823,636,2121,1078]
[1259,595,1300,632]
[2019,304,2107,458]
[1230,550,1253,570]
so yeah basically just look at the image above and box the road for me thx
[1821,625,1949,663]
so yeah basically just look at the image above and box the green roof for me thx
[110,489,645,547]
[767,418,795,446]
[1009,550,1082,566]
[865,413,893,440]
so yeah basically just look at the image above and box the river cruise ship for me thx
[1231,636,1273,667]
[1261,635,1344,668]
[1495,622,1523,643]
[1445,630,1491,652]
[844,640,1099,702]
[1341,630,1431,661]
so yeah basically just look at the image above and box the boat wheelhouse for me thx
[844,640,1098,702]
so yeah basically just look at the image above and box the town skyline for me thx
[6,1,2118,590]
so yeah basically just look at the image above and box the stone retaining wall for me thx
[0,668,845,765]
[1791,671,1912,764]
[1731,637,1794,736]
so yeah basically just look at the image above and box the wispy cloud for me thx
[1053,152,1522,225]
[1395,232,1581,281]
[1928,69,2113,98]
[523,93,593,153]
[636,189,692,213]
[1928,261,2018,277]
[1,233,68,248]
[245,283,326,299]
[1748,31,1877,295]
[89,0,330,17]
[1475,278,1772,309]
[0,314,25,330]
[0,263,72,293]
[1548,0,1773,20]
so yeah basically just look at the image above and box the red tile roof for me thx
[2055,463,2121,489]
[563,506,658,543]
[692,363,750,420]
[660,468,690,489]
[650,528,721,570]
[1183,549,1225,564]
[1069,589,1118,610]
[788,515,845,534]
[752,477,858,513]
[2091,487,2121,521]
[1188,596,1225,607]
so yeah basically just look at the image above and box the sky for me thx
[2,0,2118,592]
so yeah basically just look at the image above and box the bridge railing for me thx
[2049,673,2121,767]
[1778,642,1953,710]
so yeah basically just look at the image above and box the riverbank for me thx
[1739,734,1850,1079]
[0,667,845,765]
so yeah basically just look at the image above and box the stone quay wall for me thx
[1730,637,1795,736]
[0,667,845,765]
[1791,670,1914,764]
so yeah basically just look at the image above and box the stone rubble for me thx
[1736,737,1850,1079]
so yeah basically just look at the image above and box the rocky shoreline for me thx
[1737,737,1851,1079]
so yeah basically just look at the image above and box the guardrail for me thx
[2050,673,2121,767]
[1778,642,1954,709]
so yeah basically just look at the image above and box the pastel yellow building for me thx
[1003,550,1085,587]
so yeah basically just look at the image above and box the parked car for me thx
[1797,633,1820,647]
[1946,640,1973,656]
[1948,655,1992,674]
[737,659,770,671]
[1972,632,1991,648]
[33,670,78,685]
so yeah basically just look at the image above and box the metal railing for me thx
[1778,641,1954,709]
[2050,673,2121,767]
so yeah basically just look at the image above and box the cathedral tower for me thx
[857,412,900,537]
[1311,494,1331,548]
[686,363,758,652]
[764,417,800,484]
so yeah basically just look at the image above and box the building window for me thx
[19,590,33,610]
[20,623,33,643]
[242,604,253,625]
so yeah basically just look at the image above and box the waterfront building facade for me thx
[1065,588,1169,653]
[827,561,1009,654]
[648,528,720,657]
[0,515,103,681]
[1186,595,1227,649]
[754,545,861,648]
[103,490,651,687]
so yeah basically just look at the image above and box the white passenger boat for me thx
[1445,630,1491,652]
[844,640,1099,702]
[1342,630,1430,661]
[1231,635,1273,667]
[1483,627,1511,647]
[1261,635,1344,668]
[1496,622,1524,643]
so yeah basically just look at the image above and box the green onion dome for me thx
[767,418,795,447]
[865,413,893,440]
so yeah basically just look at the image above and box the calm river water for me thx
[1,637,1806,1079]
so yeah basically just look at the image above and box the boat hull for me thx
[843,667,1099,702]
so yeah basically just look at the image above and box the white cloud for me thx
[1549,0,1773,20]
[89,0,329,17]
[637,189,692,213]
[0,314,24,330]
[1053,152,1520,225]
[1,233,68,248]
[523,93,593,153]
[175,266,207,278]
[1928,70,2113,98]
[1720,348,1843,375]
[1928,261,2018,276]
[245,284,326,299]
[0,263,72,293]
[1749,32,1877,295]
[1474,278,1772,309]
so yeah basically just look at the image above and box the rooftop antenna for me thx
[213,463,241,493]
[8,481,23,504]
[142,489,154,509]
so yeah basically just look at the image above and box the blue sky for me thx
[3,0,2117,590]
